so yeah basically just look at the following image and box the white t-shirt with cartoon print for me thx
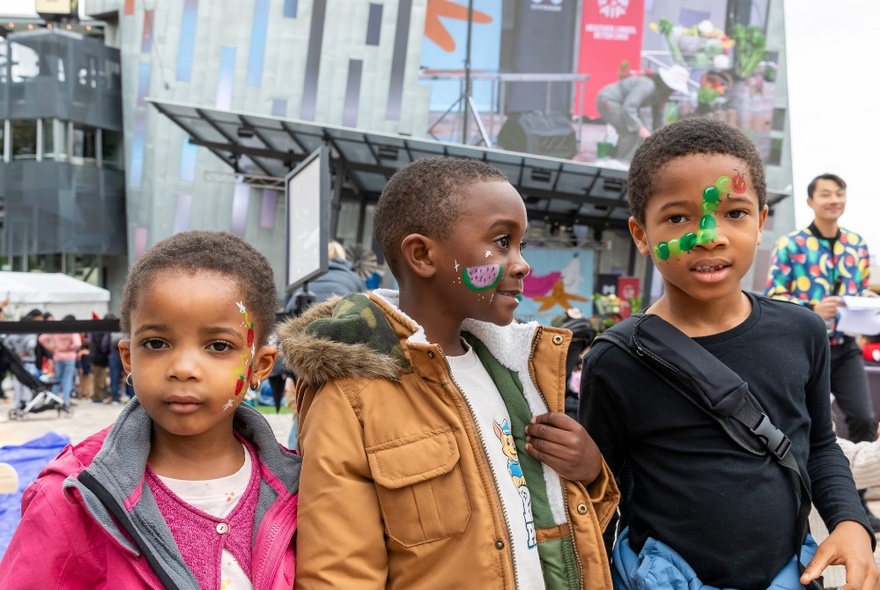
[447,344,545,590]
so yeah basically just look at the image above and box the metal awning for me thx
[148,99,633,230]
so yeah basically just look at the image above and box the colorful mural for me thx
[517,249,593,324]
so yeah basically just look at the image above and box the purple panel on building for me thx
[128,115,146,189]
[271,99,288,117]
[215,46,236,110]
[230,182,250,237]
[176,0,198,82]
[260,189,278,229]
[247,0,270,87]
[179,138,198,181]
[142,10,154,54]
[173,194,193,234]
[134,227,149,260]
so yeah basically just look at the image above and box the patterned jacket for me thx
[765,224,871,344]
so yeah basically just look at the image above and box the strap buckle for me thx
[751,414,791,460]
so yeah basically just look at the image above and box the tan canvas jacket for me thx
[278,291,618,589]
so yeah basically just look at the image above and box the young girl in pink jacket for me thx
[0,231,301,589]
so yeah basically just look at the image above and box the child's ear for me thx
[119,340,132,374]
[251,344,277,385]
[756,204,769,245]
[628,217,652,256]
[400,233,438,278]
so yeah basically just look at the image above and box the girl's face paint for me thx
[230,301,256,401]
[118,270,277,442]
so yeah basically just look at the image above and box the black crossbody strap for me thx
[597,315,819,590]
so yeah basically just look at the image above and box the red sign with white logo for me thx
[574,0,645,118]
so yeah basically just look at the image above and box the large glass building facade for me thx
[0,27,126,285]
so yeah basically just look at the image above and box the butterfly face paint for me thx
[652,172,748,262]
[227,301,256,410]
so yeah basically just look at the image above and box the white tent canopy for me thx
[1,272,110,320]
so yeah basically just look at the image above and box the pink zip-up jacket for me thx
[37,332,82,362]
[0,400,300,589]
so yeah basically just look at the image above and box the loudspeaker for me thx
[496,111,578,159]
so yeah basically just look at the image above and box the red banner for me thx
[616,276,641,318]
[574,0,645,118]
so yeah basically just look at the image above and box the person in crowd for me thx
[89,316,113,403]
[0,231,301,588]
[595,64,690,163]
[37,314,82,408]
[0,302,10,400]
[107,328,127,405]
[279,156,618,588]
[580,118,877,588]
[284,240,367,315]
[34,311,54,377]
[4,308,44,409]
[75,336,93,401]
[765,172,880,529]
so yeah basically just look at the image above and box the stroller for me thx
[1,339,72,420]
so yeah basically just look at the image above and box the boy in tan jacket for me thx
[279,156,618,589]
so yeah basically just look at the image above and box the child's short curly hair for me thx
[374,156,508,277]
[627,117,766,225]
[120,230,277,345]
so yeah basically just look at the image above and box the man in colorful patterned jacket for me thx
[766,172,880,530]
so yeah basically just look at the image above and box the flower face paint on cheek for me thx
[227,301,256,409]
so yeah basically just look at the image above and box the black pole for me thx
[462,0,474,144]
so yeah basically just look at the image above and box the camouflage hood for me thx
[276,291,411,389]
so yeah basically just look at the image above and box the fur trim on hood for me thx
[276,295,404,388]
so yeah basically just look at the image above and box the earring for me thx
[125,373,133,387]
[249,382,259,391]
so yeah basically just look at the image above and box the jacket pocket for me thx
[367,427,471,547]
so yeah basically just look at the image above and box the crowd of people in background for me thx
[0,309,132,410]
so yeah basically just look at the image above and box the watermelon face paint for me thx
[462,263,504,292]
[651,173,746,263]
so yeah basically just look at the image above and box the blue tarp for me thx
[0,432,70,559]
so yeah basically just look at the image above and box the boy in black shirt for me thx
[580,117,878,588]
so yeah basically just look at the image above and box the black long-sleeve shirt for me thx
[580,293,869,589]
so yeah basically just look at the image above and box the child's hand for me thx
[800,520,879,589]
[524,412,602,483]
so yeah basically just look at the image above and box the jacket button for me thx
[216,522,229,534]
[495,540,505,550]
[576,503,588,515]
[427,350,435,359]
[552,334,564,345]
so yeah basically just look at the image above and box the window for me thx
[72,123,97,160]
[42,119,69,160]
[9,42,39,83]
[11,119,37,159]
[101,129,122,169]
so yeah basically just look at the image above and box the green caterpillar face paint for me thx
[652,173,747,262]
